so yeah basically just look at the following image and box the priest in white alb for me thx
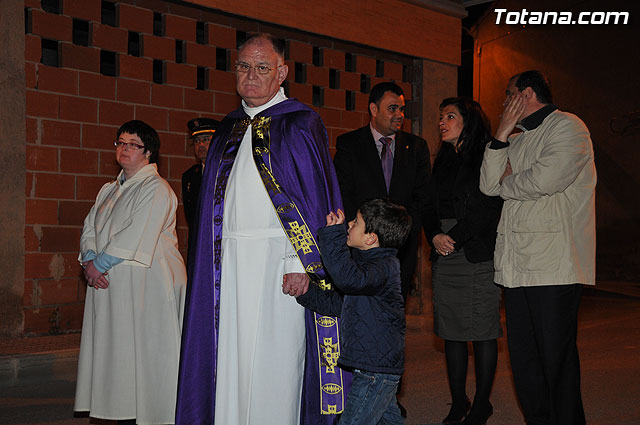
[176,33,351,425]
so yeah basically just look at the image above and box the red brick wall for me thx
[187,0,462,66]
[23,0,418,334]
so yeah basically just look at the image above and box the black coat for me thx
[423,142,503,263]
[181,163,203,245]
[296,225,406,375]
[333,126,431,299]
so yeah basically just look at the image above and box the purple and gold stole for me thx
[211,116,347,416]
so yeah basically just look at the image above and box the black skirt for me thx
[431,220,502,341]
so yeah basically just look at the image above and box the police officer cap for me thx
[187,118,220,138]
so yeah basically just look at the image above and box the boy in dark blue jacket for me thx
[284,198,412,425]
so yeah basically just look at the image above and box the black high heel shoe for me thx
[461,401,493,425]
[442,398,471,424]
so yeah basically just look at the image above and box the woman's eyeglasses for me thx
[114,141,145,150]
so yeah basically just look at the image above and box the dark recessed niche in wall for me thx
[360,74,371,94]
[41,38,59,67]
[196,22,206,45]
[376,59,384,78]
[345,90,356,111]
[284,40,290,60]
[345,53,356,72]
[405,101,418,121]
[312,46,323,67]
[402,64,410,83]
[329,69,340,89]
[236,31,247,49]
[277,38,286,56]
[128,31,141,57]
[101,1,117,27]
[153,12,164,37]
[25,8,32,34]
[197,66,207,90]
[312,86,323,107]
[73,19,90,47]
[153,59,164,84]
[41,0,60,14]
[176,40,185,64]
[295,62,306,84]
[100,50,117,76]
[216,48,228,71]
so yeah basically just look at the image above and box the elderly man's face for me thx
[236,39,288,108]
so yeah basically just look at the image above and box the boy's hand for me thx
[325,209,345,226]
[282,273,309,297]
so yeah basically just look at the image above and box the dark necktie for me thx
[380,136,393,192]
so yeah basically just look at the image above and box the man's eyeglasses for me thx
[234,62,281,75]
[114,141,145,150]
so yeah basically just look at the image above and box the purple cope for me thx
[176,98,351,425]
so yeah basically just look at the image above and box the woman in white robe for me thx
[74,120,187,425]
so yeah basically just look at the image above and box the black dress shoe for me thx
[461,401,493,425]
[442,398,471,424]
[397,400,407,418]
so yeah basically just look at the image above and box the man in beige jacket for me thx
[480,70,596,425]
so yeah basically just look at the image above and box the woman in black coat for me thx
[424,97,503,425]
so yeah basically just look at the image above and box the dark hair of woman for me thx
[439,97,491,160]
[116,120,161,164]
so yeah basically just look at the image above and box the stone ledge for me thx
[0,349,78,388]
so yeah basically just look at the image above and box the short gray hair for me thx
[239,33,285,59]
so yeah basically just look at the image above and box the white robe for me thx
[214,89,307,425]
[75,164,187,424]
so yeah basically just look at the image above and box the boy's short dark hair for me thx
[359,198,412,249]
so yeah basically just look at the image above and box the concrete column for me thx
[0,0,26,336]
[421,59,458,163]
[406,59,457,317]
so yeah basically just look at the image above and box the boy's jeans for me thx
[338,369,403,425]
